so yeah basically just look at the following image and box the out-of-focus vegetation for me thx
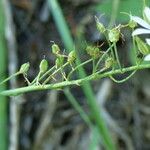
[0,0,8,150]
[94,0,150,22]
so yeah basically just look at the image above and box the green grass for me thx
[0,0,8,149]
[47,0,115,149]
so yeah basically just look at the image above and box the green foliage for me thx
[93,0,150,22]
[0,0,8,149]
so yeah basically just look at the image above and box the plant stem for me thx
[104,33,115,69]
[113,42,122,69]
[47,0,74,51]
[64,88,93,129]
[132,35,138,65]
[95,44,114,71]
[67,59,93,80]
[0,72,21,85]
[43,62,69,84]
[109,70,137,83]
[2,63,150,96]
[30,65,56,85]
[92,59,96,73]
[108,0,120,27]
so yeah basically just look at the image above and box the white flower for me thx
[144,7,150,23]
[131,7,150,61]
[144,54,150,61]
[131,7,150,41]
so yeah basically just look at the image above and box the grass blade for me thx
[48,0,115,149]
[0,0,8,149]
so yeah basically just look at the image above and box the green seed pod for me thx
[52,43,60,55]
[105,57,114,68]
[108,28,120,43]
[92,47,101,59]
[39,59,48,73]
[19,62,30,74]
[67,51,76,63]
[55,56,64,68]
[86,45,101,59]
[128,20,137,29]
[86,45,93,55]
[135,37,150,55]
[95,16,106,33]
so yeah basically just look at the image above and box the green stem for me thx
[30,65,56,85]
[43,62,69,84]
[0,72,21,85]
[2,63,150,96]
[108,0,120,28]
[109,70,137,83]
[47,0,74,50]
[132,35,138,65]
[113,42,121,70]
[64,88,93,129]
[95,44,114,71]
[60,67,67,81]
[67,59,92,80]
[143,0,146,9]
[35,71,41,84]
[104,33,115,69]
[92,59,96,73]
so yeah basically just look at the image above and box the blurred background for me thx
[0,0,150,150]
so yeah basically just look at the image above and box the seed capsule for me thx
[55,56,64,68]
[86,45,101,59]
[135,37,150,55]
[105,57,114,68]
[19,62,30,74]
[108,28,120,43]
[128,20,137,29]
[39,59,48,73]
[52,43,60,55]
[67,51,76,63]
[86,45,93,55]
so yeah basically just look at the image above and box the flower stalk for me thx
[2,63,150,96]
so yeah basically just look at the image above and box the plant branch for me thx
[1,63,150,96]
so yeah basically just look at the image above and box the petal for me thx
[132,28,150,36]
[146,38,150,45]
[131,16,150,29]
[144,54,150,61]
[144,7,150,23]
